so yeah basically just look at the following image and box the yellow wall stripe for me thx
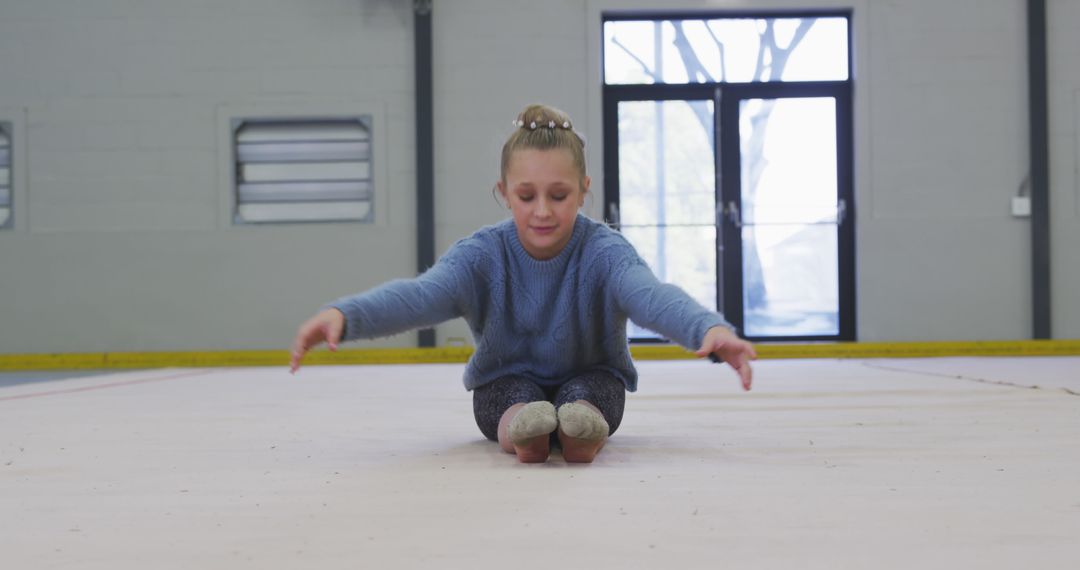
[1,340,1078,371]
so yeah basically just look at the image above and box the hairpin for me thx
[512,117,574,130]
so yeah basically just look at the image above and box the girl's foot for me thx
[499,401,558,463]
[557,401,609,463]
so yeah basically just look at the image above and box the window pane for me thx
[740,98,837,224]
[604,21,658,84]
[739,97,839,336]
[623,225,718,340]
[616,99,718,340]
[742,223,838,336]
[617,100,715,227]
[777,17,849,82]
[605,16,848,84]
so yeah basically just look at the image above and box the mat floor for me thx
[2,357,1078,569]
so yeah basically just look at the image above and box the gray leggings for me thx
[472,370,626,442]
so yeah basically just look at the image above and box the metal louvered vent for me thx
[233,118,373,224]
[0,123,11,229]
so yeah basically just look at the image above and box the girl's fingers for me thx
[289,348,305,373]
[290,331,313,372]
[326,318,343,351]
[289,341,305,372]
[700,334,757,390]
[293,329,315,354]
[720,349,753,391]
[322,324,338,351]
[289,322,322,372]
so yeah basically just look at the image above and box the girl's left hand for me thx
[696,326,757,391]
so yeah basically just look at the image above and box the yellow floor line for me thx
[2,340,1079,371]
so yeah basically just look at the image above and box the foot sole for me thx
[557,402,609,463]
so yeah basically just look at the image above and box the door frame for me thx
[602,81,855,342]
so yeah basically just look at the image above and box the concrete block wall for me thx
[431,0,592,345]
[858,0,1032,340]
[0,0,422,352]
[0,0,1077,354]
[1048,0,1080,338]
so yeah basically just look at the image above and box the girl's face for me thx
[498,148,590,260]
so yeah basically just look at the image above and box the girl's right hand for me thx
[289,308,345,373]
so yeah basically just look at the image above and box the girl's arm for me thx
[290,253,470,372]
[329,255,468,342]
[613,259,756,390]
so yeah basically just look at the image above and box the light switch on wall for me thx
[1011,196,1031,217]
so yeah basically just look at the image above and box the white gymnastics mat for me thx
[2,357,1078,569]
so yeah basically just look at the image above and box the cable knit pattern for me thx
[328,215,733,392]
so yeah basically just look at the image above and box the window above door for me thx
[603,12,850,85]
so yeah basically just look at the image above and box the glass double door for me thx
[606,84,854,341]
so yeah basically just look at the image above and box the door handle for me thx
[725,201,742,228]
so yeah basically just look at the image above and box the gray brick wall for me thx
[0,0,1077,353]
[0,0,419,352]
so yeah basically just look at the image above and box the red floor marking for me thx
[0,369,216,402]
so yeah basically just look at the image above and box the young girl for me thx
[289,104,757,464]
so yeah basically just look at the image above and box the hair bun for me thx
[501,103,587,183]
[513,104,574,131]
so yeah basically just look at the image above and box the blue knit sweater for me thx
[329,215,732,392]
